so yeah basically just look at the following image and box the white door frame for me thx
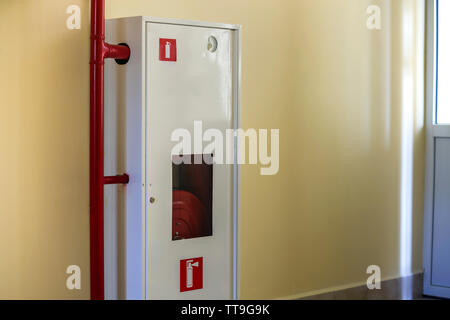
[423,0,450,299]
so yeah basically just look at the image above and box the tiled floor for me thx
[302,273,441,300]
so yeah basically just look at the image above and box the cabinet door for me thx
[146,22,235,299]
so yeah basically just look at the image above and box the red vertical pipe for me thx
[89,0,105,301]
[90,0,130,300]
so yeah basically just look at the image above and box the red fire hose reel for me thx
[172,190,210,240]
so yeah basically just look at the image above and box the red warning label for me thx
[160,38,177,62]
[180,257,203,292]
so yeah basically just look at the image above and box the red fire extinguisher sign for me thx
[159,38,177,62]
[180,257,203,292]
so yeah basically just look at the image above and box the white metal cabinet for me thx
[105,17,241,300]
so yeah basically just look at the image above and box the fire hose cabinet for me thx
[104,17,241,300]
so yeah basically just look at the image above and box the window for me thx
[436,0,450,123]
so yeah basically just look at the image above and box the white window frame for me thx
[423,0,450,299]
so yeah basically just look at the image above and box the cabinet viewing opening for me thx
[172,154,213,241]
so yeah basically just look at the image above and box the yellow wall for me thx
[280,0,426,298]
[0,0,90,299]
[0,0,425,299]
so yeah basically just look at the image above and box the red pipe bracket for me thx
[90,0,130,300]
[104,174,130,185]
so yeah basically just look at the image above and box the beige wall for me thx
[280,0,425,298]
[0,0,90,299]
[0,0,425,299]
